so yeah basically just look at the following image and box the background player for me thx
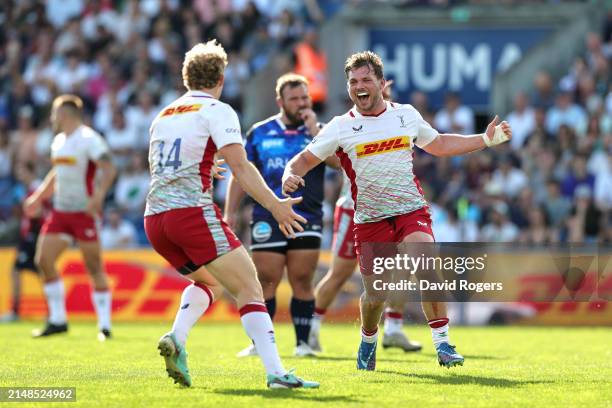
[145,40,318,389]
[225,73,338,357]
[0,162,44,323]
[282,51,512,371]
[310,80,422,353]
[24,95,117,341]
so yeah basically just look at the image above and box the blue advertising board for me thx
[369,27,552,110]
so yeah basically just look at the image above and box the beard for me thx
[284,109,304,126]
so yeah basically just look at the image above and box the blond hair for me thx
[344,51,384,79]
[275,73,309,98]
[52,94,83,117]
[182,40,228,90]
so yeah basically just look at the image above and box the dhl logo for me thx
[161,104,202,117]
[52,156,77,165]
[355,136,411,158]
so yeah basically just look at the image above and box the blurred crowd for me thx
[0,0,609,250]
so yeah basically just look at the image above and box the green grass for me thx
[1,322,611,407]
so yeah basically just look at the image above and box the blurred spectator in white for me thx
[480,202,519,242]
[489,156,528,198]
[114,153,150,221]
[54,18,82,56]
[125,90,159,150]
[105,110,138,171]
[507,92,535,150]
[54,50,90,94]
[433,205,461,242]
[100,207,137,249]
[434,92,474,134]
[222,52,250,113]
[116,0,150,44]
[269,9,304,48]
[81,0,118,41]
[46,0,84,29]
[593,151,611,212]
[545,90,587,135]
[23,42,60,108]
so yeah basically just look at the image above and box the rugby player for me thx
[225,73,338,357]
[282,51,512,370]
[25,95,117,341]
[145,40,318,389]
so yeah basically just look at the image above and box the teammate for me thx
[24,95,117,341]
[309,81,422,353]
[145,40,318,389]
[0,162,44,323]
[282,51,512,370]
[225,73,337,357]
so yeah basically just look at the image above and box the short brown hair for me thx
[52,94,83,117]
[275,73,309,98]
[344,51,384,79]
[182,40,228,90]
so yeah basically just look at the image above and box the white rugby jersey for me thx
[307,101,438,224]
[51,125,109,212]
[145,90,242,216]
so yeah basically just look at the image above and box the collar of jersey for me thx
[185,90,214,98]
[350,101,390,118]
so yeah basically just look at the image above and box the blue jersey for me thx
[245,115,325,222]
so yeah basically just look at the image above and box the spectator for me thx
[507,92,536,150]
[100,207,137,249]
[531,71,555,109]
[489,156,528,199]
[545,90,588,135]
[105,110,138,170]
[125,90,159,150]
[544,180,572,229]
[293,27,328,112]
[519,206,557,245]
[480,202,519,243]
[561,154,595,199]
[434,92,474,134]
[567,185,603,243]
[114,152,150,222]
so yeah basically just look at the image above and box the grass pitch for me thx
[1,322,611,407]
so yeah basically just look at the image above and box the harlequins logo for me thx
[352,125,363,132]
[397,115,407,128]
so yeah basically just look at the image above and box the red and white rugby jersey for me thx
[51,125,109,212]
[145,90,242,216]
[307,101,438,224]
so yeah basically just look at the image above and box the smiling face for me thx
[347,64,386,115]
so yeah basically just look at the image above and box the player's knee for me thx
[289,275,313,295]
[362,291,386,308]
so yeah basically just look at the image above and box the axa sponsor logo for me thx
[355,136,411,158]
[160,104,202,117]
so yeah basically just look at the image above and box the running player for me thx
[0,162,44,323]
[309,81,422,353]
[145,40,318,389]
[282,51,512,370]
[309,173,422,353]
[24,95,117,341]
[225,73,338,357]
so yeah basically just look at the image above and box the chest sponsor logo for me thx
[52,156,77,165]
[266,157,288,170]
[160,104,202,117]
[355,136,411,158]
[262,139,284,149]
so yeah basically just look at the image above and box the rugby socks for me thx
[361,326,378,343]
[265,297,276,320]
[311,307,326,334]
[383,310,403,335]
[290,297,315,346]
[171,283,213,346]
[92,289,112,331]
[239,302,286,376]
[44,278,67,325]
[428,317,450,347]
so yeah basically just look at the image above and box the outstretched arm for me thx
[219,143,306,237]
[282,149,324,195]
[422,116,512,157]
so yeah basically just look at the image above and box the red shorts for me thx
[332,206,356,259]
[41,210,99,242]
[144,205,241,274]
[354,207,434,275]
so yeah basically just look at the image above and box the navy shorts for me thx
[250,218,322,254]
